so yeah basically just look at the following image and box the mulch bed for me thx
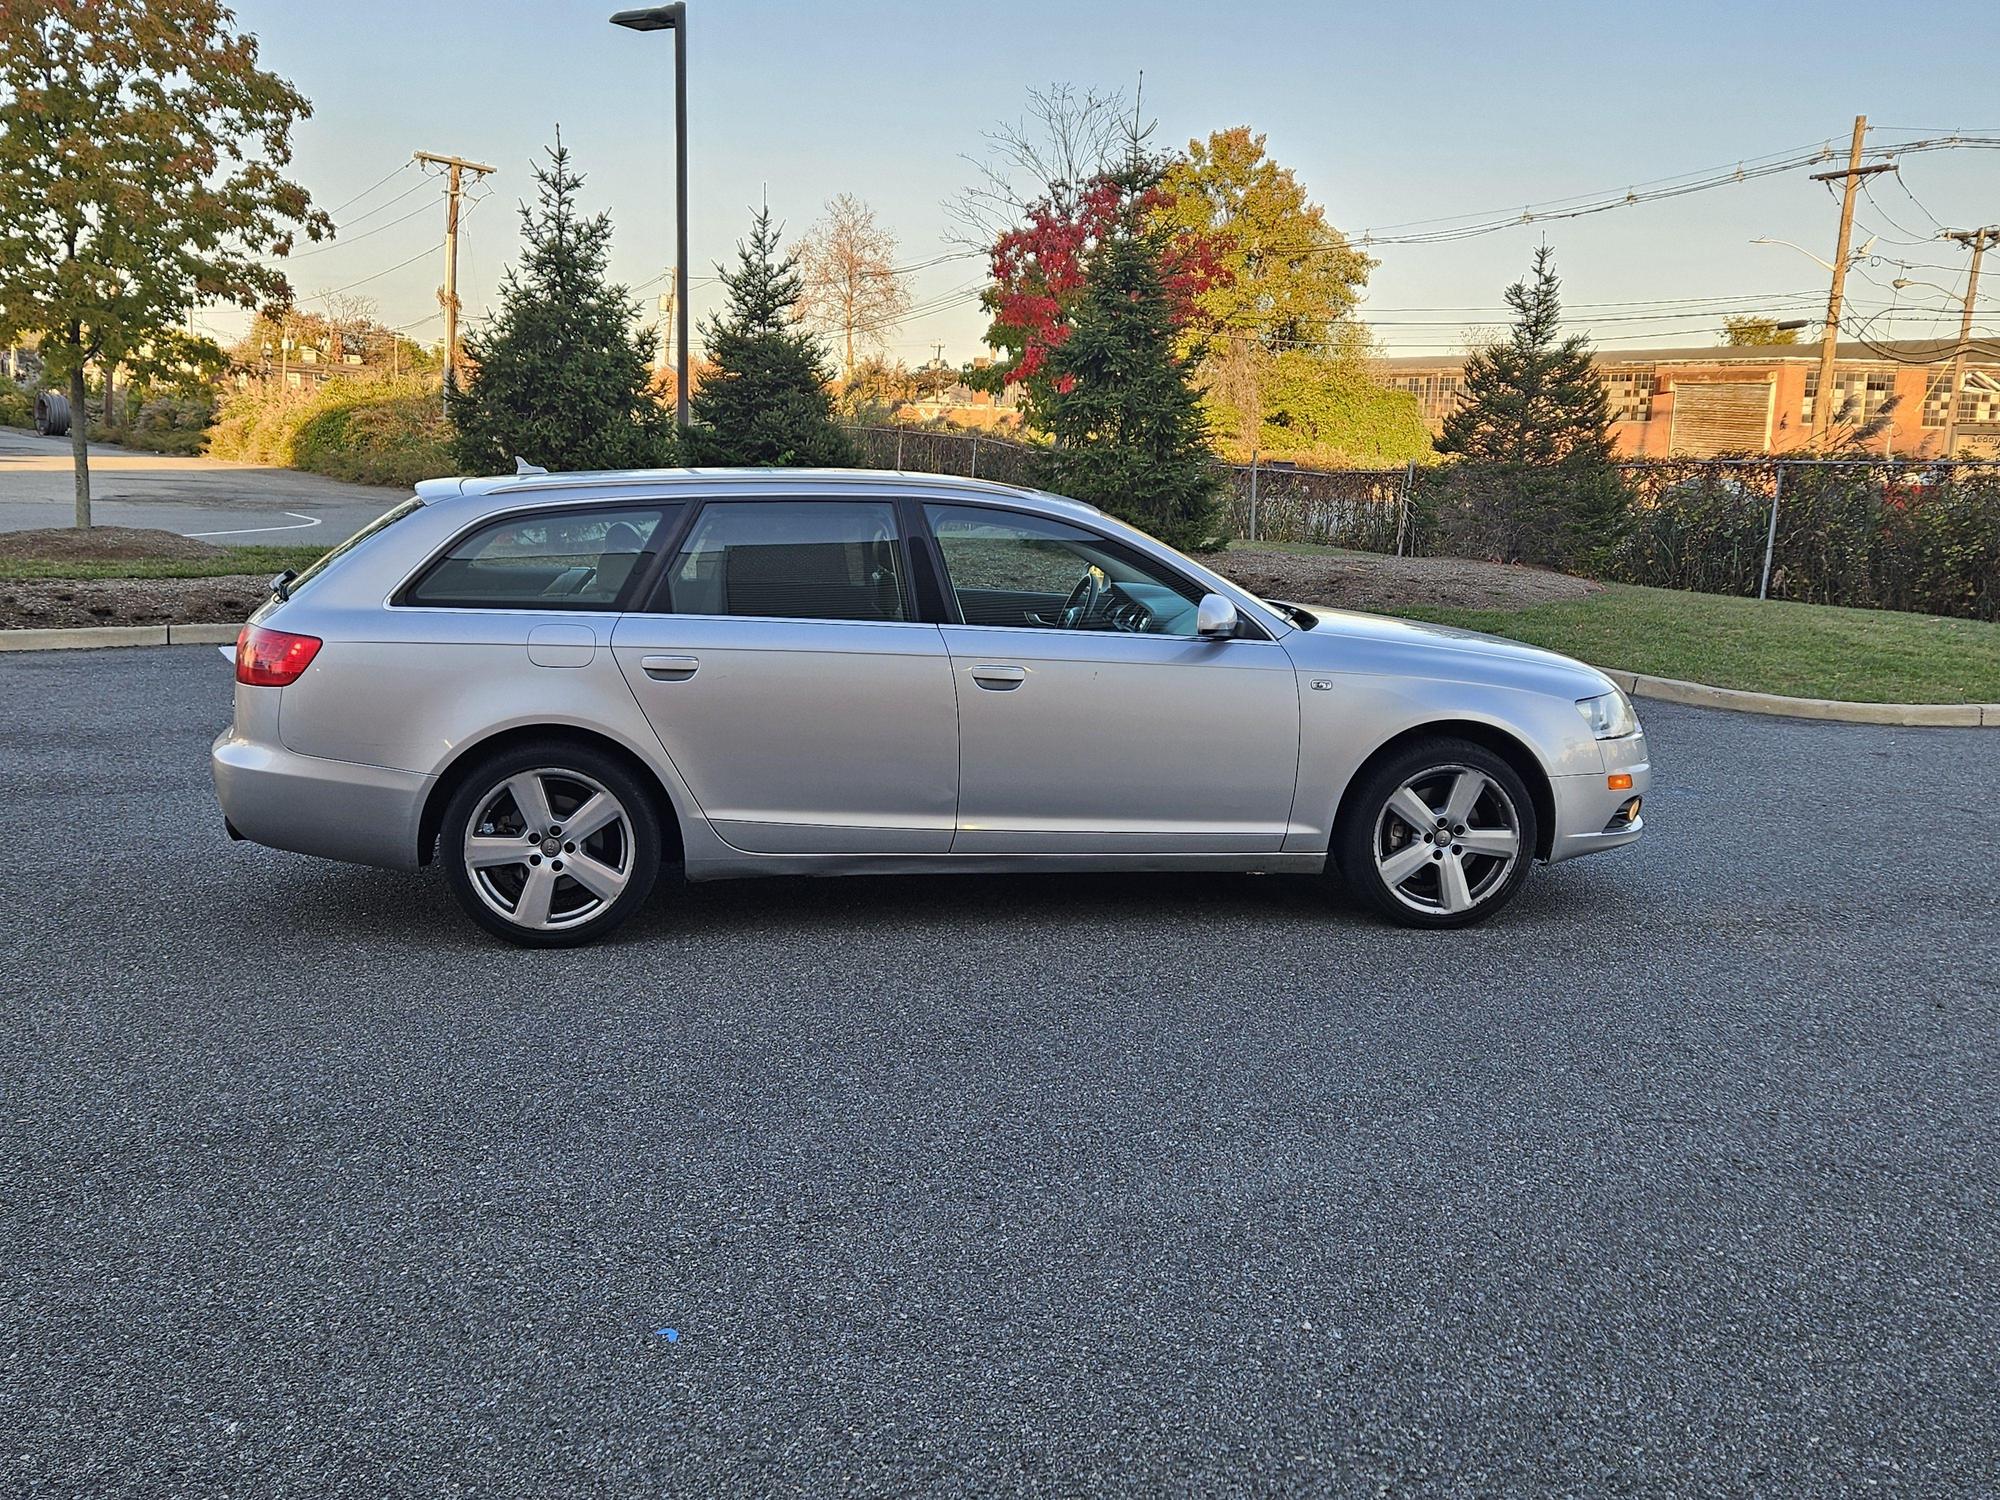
[1,576,265,630]
[0,526,224,563]
[1200,548,1601,614]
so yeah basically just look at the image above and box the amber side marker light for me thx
[1606,773,1635,791]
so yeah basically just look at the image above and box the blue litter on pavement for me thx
[655,1328,679,1342]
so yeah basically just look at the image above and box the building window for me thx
[1601,370,1657,423]
[1923,374,1951,428]
[1383,373,1466,425]
[1802,369,1893,426]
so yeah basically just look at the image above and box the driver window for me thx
[406,506,667,610]
[924,504,1201,637]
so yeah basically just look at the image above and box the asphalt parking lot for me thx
[0,427,393,540]
[3,645,1995,1497]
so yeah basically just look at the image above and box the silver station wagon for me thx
[212,468,1650,946]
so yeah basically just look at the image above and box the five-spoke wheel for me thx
[441,741,662,947]
[1337,738,1538,928]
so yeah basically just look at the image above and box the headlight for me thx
[1576,689,1638,739]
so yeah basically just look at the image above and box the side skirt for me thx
[680,850,1328,882]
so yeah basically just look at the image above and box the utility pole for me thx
[656,273,677,384]
[1941,227,1997,458]
[1808,116,1897,443]
[413,151,496,406]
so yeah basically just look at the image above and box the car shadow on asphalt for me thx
[265,846,1633,953]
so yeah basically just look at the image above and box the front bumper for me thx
[1545,732,1651,864]
[212,725,431,872]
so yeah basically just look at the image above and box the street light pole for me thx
[611,5,690,432]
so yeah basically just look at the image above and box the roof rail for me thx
[483,466,1051,501]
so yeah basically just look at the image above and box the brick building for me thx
[1379,338,2000,458]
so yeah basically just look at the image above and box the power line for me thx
[1855,180,1936,246]
[1888,172,1949,231]
[321,161,417,219]
[282,198,437,260]
[1347,132,2000,249]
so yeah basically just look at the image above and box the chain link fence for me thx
[842,424,1040,487]
[842,424,2000,619]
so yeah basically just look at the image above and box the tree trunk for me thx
[69,362,92,529]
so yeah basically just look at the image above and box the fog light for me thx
[1606,772,1634,791]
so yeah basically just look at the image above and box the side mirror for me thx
[1195,592,1239,639]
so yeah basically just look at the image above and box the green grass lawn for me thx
[0,544,328,581]
[1399,583,2000,704]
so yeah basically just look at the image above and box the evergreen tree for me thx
[682,207,853,467]
[1038,147,1223,551]
[449,140,672,474]
[1436,245,1625,566]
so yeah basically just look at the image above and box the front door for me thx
[612,497,958,855]
[923,503,1300,854]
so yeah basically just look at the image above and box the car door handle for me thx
[970,664,1027,690]
[640,654,700,682]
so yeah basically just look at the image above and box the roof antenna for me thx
[514,456,548,475]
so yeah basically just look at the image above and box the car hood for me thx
[1279,602,1617,697]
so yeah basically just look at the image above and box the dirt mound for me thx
[0,526,224,562]
[1201,548,1601,614]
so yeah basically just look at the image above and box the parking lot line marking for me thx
[185,511,324,538]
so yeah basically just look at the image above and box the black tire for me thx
[440,739,663,948]
[1334,736,1539,929]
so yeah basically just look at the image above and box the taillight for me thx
[236,625,322,686]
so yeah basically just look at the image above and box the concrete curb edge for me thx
[1601,668,1997,728]
[1,622,1995,727]
[0,621,237,652]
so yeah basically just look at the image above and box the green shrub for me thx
[210,375,454,488]
[0,385,32,429]
[1604,457,1999,620]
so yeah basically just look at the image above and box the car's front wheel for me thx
[440,741,663,947]
[1336,737,1537,928]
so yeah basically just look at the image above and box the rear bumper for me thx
[1546,735,1651,864]
[212,728,430,872]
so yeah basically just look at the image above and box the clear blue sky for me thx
[225,0,2000,361]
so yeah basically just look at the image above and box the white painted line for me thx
[184,511,324,539]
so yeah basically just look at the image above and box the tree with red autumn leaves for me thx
[977,172,1228,426]
[1034,133,1227,550]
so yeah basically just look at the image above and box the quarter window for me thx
[667,500,908,621]
[406,506,667,609]
[924,504,1204,637]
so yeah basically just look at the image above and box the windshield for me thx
[285,498,423,595]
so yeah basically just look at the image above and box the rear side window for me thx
[665,500,908,621]
[406,506,670,610]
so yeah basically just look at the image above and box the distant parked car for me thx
[212,469,1649,945]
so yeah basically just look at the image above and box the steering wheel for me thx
[1059,566,1106,629]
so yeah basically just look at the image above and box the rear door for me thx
[922,503,1300,855]
[611,496,959,855]
[278,500,676,769]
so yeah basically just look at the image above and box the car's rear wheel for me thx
[440,741,662,947]
[1336,737,1537,929]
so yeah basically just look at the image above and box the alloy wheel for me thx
[461,767,635,931]
[1372,764,1522,917]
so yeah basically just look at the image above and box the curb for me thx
[0,622,240,652]
[1600,668,1999,728]
[0,622,1994,728]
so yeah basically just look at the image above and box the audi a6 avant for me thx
[212,468,1649,946]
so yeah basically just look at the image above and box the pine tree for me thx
[1435,245,1625,565]
[1038,146,1223,551]
[682,207,854,467]
[449,140,672,474]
